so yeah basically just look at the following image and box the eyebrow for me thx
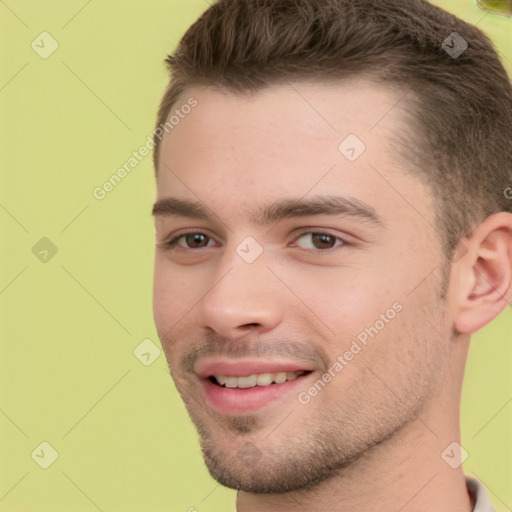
[152,195,384,227]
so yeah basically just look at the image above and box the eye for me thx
[165,232,216,249]
[294,232,345,251]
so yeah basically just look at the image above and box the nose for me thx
[198,244,284,338]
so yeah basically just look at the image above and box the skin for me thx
[152,78,512,512]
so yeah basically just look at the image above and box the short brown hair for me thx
[153,0,512,256]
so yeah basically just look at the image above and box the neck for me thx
[236,354,473,512]
[237,421,472,512]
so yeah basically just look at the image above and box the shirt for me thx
[467,476,497,512]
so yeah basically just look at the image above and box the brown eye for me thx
[183,233,210,248]
[166,232,214,249]
[296,232,344,251]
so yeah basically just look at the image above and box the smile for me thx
[211,371,307,388]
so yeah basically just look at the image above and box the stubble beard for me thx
[173,266,452,494]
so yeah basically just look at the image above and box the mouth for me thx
[195,359,315,414]
[209,370,309,388]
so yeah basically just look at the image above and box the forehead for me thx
[159,79,406,165]
[156,79,429,226]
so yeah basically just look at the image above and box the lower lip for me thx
[200,374,313,415]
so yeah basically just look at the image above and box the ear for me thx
[453,212,512,334]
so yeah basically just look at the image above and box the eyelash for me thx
[163,230,349,253]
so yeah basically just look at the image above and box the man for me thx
[151,0,512,510]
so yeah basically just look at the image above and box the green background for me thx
[0,1,510,510]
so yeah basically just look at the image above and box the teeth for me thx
[225,376,238,388]
[215,375,227,386]
[274,372,287,384]
[256,373,273,386]
[237,375,258,388]
[213,371,305,388]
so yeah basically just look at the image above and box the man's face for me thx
[152,80,454,492]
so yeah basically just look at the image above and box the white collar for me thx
[467,476,496,512]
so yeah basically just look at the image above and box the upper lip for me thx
[195,358,315,379]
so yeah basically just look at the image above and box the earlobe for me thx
[453,212,512,334]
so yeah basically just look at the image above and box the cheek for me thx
[280,264,411,383]
[153,265,198,372]
[285,265,400,338]
[152,259,197,335]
